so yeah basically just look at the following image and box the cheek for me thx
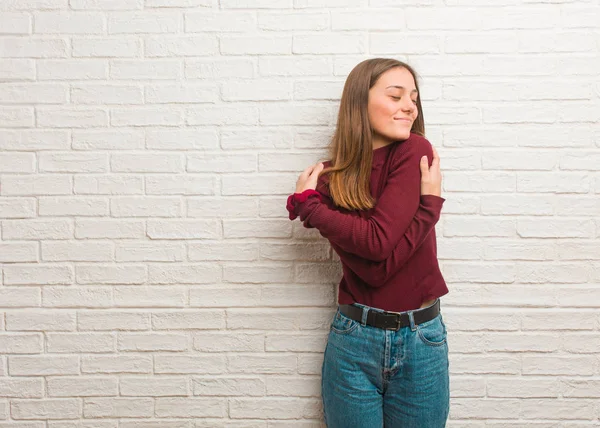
[378,100,397,116]
[369,101,395,125]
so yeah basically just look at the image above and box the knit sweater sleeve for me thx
[288,136,430,262]
[331,195,445,288]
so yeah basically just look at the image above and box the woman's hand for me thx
[295,162,324,193]
[420,145,442,197]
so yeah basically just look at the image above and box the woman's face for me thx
[368,67,419,146]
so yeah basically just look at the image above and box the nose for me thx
[400,96,415,114]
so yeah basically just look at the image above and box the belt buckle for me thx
[382,309,403,331]
[394,315,402,331]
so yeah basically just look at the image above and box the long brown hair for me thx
[322,58,425,211]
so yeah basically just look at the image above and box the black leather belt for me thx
[338,299,440,331]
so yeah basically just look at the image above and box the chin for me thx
[391,130,411,141]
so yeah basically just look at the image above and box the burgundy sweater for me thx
[286,133,448,312]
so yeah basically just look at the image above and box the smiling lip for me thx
[394,117,412,122]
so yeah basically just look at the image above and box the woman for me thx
[286,58,449,427]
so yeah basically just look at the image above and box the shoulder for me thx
[390,132,433,166]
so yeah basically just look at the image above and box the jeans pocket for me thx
[330,308,359,335]
[416,313,447,346]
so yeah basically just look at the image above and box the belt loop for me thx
[408,311,416,331]
[360,305,369,326]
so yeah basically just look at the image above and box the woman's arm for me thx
[332,194,444,288]
[289,135,431,262]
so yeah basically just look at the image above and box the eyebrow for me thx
[386,85,418,94]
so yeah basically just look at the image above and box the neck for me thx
[372,134,394,150]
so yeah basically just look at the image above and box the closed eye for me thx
[391,95,418,106]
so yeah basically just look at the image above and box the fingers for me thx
[312,162,324,175]
[300,164,315,179]
[299,162,323,180]
[420,155,429,178]
[431,145,440,168]
[309,163,324,184]
[296,162,324,193]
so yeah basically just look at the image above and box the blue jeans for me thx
[321,299,450,427]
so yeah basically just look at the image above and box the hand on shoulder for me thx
[419,143,442,197]
[295,162,325,194]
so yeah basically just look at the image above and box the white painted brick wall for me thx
[0,0,598,426]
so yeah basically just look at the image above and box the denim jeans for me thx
[321,299,450,427]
